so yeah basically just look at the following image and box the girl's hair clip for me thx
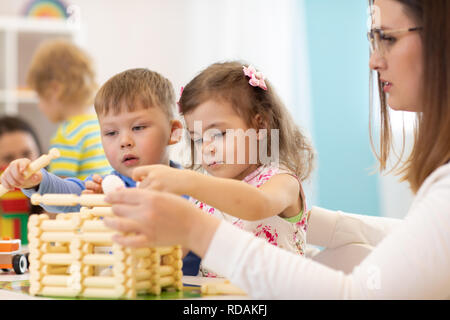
[243,65,267,90]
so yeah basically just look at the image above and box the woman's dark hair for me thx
[0,116,42,154]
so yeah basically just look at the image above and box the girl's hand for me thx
[132,165,192,195]
[82,174,103,194]
[103,188,220,256]
[0,158,42,190]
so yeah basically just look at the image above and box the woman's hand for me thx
[82,174,103,194]
[132,164,193,195]
[103,188,220,257]
[0,158,42,190]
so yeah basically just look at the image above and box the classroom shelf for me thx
[0,15,83,151]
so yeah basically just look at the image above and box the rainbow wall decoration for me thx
[23,0,69,19]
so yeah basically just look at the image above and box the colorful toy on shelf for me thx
[0,237,29,274]
[28,193,183,299]
[22,0,69,19]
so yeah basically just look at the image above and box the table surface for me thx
[0,272,249,300]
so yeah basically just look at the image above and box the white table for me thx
[0,273,248,300]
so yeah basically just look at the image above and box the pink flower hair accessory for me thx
[243,65,267,90]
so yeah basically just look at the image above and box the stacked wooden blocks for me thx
[27,193,183,299]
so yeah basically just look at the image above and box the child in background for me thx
[130,61,315,277]
[0,68,201,275]
[26,39,111,180]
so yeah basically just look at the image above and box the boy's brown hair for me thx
[94,68,176,120]
[27,39,97,107]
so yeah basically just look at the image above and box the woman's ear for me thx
[168,119,184,145]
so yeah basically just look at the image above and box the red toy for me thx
[0,237,28,274]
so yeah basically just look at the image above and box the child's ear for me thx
[168,119,184,145]
[43,81,63,102]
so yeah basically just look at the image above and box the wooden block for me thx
[82,286,125,299]
[41,244,69,254]
[29,273,42,282]
[41,275,71,286]
[83,254,116,266]
[0,149,60,197]
[150,285,161,296]
[126,289,137,299]
[31,193,110,207]
[135,280,151,291]
[156,246,173,255]
[159,276,174,288]
[79,232,114,244]
[134,248,151,258]
[41,232,76,243]
[40,218,81,231]
[173,270,183,281]
[28,227,42,237]
[41,253,75,265]
[82,266,94,277]
[83,276,119,288]
[161,255,174,265]
[29,282,41,296]
[159,265,174,277]
[201,281,247,296]
[81,243,94,254]
[136,269,152,281]
[28,252,41,261]
[81,220,111,232]
[113,262,126,273]
[137,258,151,269]
[40,286,80,298]
[125,278,136,290]
[80,207,114,217]
[23,148,60,178]
[42,265,68,275]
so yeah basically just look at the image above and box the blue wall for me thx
[303,0,380,216]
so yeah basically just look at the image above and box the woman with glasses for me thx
[102,0,449,299]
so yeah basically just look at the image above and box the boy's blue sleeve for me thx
[21,169,86,213]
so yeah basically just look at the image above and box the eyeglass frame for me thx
[367,27,423,55]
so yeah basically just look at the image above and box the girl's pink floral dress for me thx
[192,165,309,277]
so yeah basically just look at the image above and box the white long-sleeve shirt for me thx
[202,162,450,299]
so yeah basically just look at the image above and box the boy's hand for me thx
[82,174,103,194]
[132,165,191,195]
[0,158,42,190]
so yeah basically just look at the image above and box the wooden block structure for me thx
[27,193,183,299]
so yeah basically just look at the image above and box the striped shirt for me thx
[48,114,112,180]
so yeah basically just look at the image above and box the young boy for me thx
[27,39,111,180]
[0,68,201,275]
